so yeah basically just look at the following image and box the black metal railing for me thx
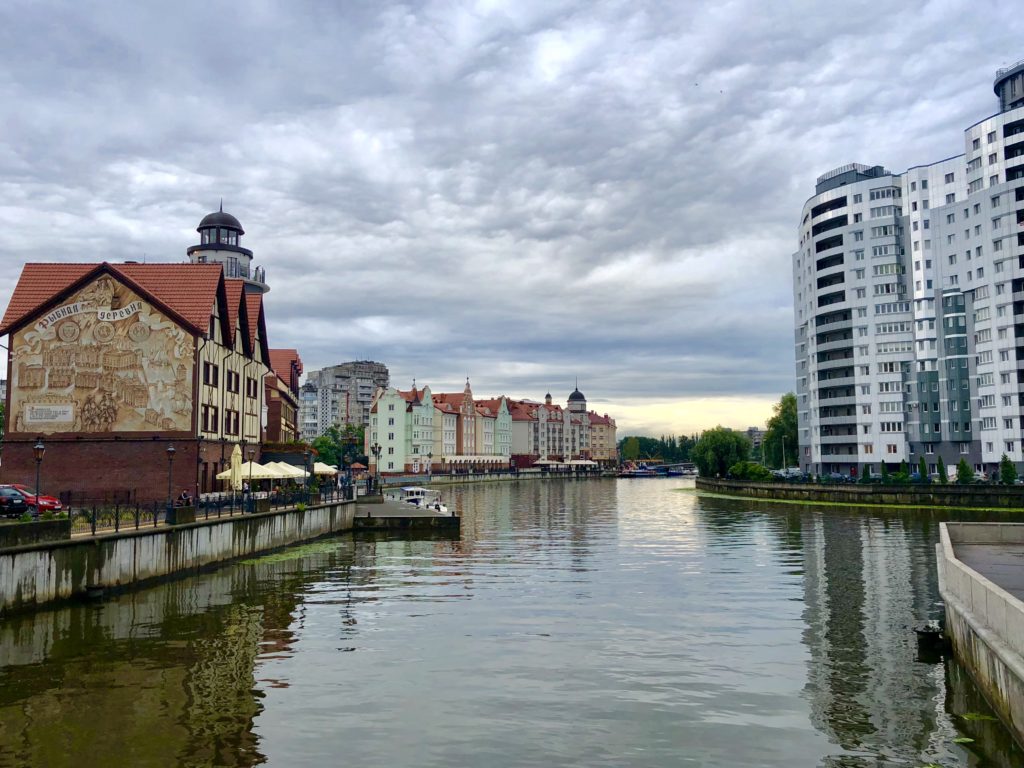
[59,484,359,537]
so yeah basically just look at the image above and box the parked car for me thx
[0,487,29,518]
[6,484,62,513]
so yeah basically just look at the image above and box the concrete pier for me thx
[937,522,1024,747]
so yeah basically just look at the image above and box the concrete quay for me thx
[938,523,1024,747]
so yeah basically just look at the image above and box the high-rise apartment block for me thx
[795,62,1024,478]
[298,360,389,439]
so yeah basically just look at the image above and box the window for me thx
[945,193,955,204]
[388,417,394,426]
[987,131,996,143]
[973,138,981,150]
[863,444,874,454]
[223,409,239,436]
[853,193,862,203]
[201,405,219,433]
[203,362,220,387]
[989,152,997,164]
[246,377,258,398]
[886,444,898,454]
[226,370,239,394]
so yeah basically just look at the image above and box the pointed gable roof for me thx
[0,262,224,336]
[243,292,270,362]
[223,279,246,344]
[268,349,303,392]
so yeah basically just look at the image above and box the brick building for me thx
[265,349,303,443]
[0,213,277,503]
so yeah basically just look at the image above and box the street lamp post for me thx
[165,444,176,517]
[196,437,205,511]
[370,442,381,496]
[427,451,433,482]
[33,440,45,513]
[303,448,311,501]
[248,447,256,512]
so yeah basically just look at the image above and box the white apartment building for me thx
[298,360,388,440]
[795,62,1024,478]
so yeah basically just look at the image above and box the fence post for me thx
[90,505,97,536]
[134,503,140,530]
[114,502,120,532]
[153,501,159,527]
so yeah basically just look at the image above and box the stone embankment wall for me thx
[938,523,1024,747]
[0,501,355,615]
[696,477,1024,509]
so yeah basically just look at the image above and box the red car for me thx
[5,484,63,513]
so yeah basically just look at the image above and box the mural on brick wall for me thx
[10,275,194,434]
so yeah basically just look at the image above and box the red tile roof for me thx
[0,262,223,336]
[244,293,262,349]
[224,279,245,343]
[268,348,303,391]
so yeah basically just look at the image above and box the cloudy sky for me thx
[0,1,1020,435]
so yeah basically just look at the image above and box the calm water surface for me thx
[1,479,1021,767]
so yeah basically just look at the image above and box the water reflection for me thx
[0,480,1020,767]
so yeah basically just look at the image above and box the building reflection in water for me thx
[0,539,356,768]
[698,495,1023,767]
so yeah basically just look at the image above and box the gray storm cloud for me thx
[0,0,1018,428]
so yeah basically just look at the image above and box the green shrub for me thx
[18,512,33,523]
[41,510,54,521]
[295,502,307,513]
[1000,453,1018,485]
[890,472,911,485]
[938,456,948,484]
[956,458,974,485]
[727,461,773,482]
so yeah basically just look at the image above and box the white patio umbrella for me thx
[266,461,305,479]
[216,460,278,482]
[229,443,242,490]
[313,462,339,475]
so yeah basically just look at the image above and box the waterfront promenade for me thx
[938,523,1024,747]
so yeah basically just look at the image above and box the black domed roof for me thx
[198,208,244,234]
[568,388,585,402]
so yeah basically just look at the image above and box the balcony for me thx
[819,433,859,444]
[816,356,855,371]
[816,338,854,354]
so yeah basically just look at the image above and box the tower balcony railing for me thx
[221,262,268,285]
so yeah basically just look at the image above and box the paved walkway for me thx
[955,543,1024,601]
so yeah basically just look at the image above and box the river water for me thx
[0,478,1021,767]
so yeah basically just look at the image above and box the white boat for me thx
[389,486,449,515]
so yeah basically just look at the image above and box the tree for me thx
[621,436,640,461]
[311,423,365,469]
[956,458,974,485]
[880,462,890,483]
[762,393,797,469]
[691,427,751,478]
[938,456,948,484]
[1000,454,1018,485]
[918,456,928,482]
